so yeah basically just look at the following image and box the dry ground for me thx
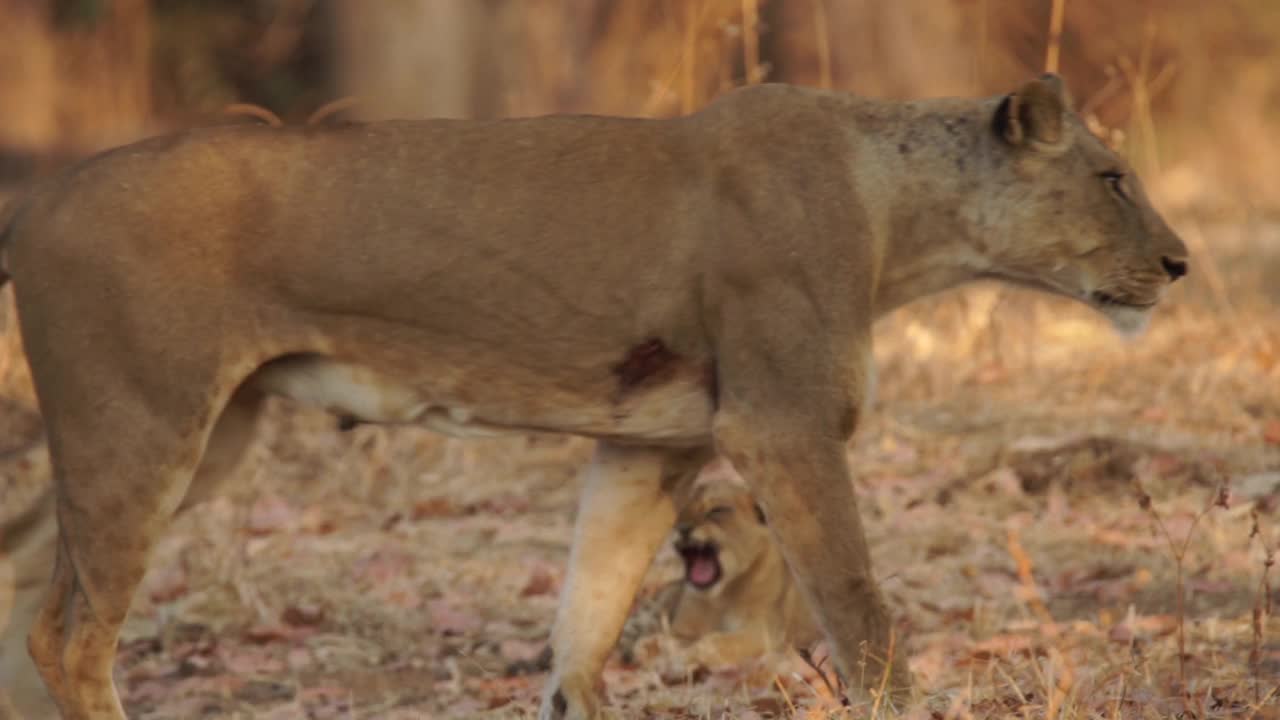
[1,215,1278,719]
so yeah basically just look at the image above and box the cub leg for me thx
[686,629,774,667]
[1,489,59,720]
[539,444,708,720]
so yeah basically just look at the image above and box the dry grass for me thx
[2,2,1279,718]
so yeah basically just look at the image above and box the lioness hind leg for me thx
[27,388,232,720]
[177,386,265,512]
[31,458,205,719]
[4,387,261,720]
[539,445,709,720]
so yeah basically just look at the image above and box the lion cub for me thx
[620,465,819,668]
[0,400,57,720]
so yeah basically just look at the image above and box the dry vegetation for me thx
[1,1,1278,718]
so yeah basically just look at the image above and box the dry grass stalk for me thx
[740,0,761,84]
[1132,477,1231,697]
[1006,526,1078,720]
[870,625,898,716]
[1247,509,1275,706]
[812,0,832,89]
[1044,0,1067,73]
[680,0,701,115]
[796,644,846,705]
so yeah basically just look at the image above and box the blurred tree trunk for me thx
[331,0,504,120]
[824,0,977,99]
[0,0,153,158]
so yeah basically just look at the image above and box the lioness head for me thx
[672,480,772,596]
[975,73,1189,334]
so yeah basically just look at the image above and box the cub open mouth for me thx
[677,542,722,590]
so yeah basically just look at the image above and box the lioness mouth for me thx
[1092,291,1155,310]
[677,542,722,589]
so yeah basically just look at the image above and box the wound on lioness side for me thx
[612,338,680,392]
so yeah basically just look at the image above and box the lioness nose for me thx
[1161,256,1188,281]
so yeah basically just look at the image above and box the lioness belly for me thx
[250,354,714,444]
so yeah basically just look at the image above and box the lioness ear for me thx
[752,503,767,525]
[995,72,1073,154]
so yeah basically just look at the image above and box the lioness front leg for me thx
[710,298,911,705]
[539,444,708,720]
[717,424,909,699]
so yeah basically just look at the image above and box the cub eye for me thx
[706,505,733,520]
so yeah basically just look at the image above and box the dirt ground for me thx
[2,217,1278,719]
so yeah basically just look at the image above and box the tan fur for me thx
[0,74,1187,719]
[0,401,56,720]
[620,474,819,669]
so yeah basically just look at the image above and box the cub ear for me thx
[752,502,767,525]
[994,72,1073,154]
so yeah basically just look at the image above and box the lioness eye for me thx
[707,505,733,520]
[1100,170,1128,199]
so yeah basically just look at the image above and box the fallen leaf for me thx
[352,549,414,585]
[243,622,312,645]
[287,647,312,670]
[246,493,298,536]
[233,679,296,706]
[220,644,287,676]
[519,563,559,597]
[1108,613,1178,643]
[380,585,423,610]
[1264,419,1280,446]
[282,602,325,627]
[499,638,545,665]
[961,633,1041,663]
[470,493,531,516]
[298,505,337,534]
[428,598,483,636]
[412,496,457,520]
[146,561,188,604]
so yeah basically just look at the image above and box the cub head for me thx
[975,72,1189,335]
[672,480,773,596]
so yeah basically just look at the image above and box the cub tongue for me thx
[687,556,718,586]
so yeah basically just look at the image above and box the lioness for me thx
[0,73,1187,719]
[618,473,820,668]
